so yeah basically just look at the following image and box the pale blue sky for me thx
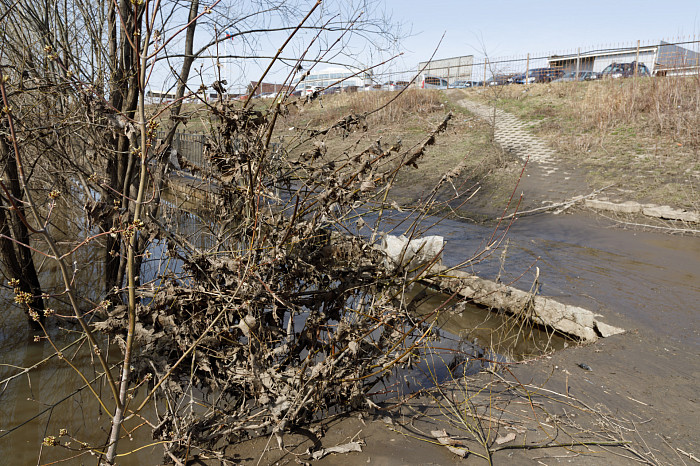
[378,0,700,70]
[384,0,700,66]
[157,0,700,93]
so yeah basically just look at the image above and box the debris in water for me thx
[431,430,469,458]
[311,440,364,460]
[495,432,516,445]
[577,363,593,371]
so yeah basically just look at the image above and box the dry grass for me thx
[278,89,518,218]
[464,76,700,210]
[290,89,444,128]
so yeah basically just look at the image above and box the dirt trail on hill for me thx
[455,97,592,211]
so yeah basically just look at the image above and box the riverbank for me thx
[219,88,700,464]
[223,211,699,465]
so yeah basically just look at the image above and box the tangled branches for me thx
[94,96,453,460]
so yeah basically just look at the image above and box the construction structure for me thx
[417,55,474,85]
[247,81,291,97]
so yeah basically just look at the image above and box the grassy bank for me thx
[464,76,700,210]
[277,89,517,217]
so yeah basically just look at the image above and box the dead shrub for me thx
[94,96,456,459]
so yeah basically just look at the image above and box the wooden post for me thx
[526,53,530,83]
[483,59,488,86]
[635,40,640,76]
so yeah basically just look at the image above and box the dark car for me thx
[552,70,600,82]
[486,74,516,86]
[513,68,564,84]
[600,62,650,78]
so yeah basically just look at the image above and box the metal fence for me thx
[157,131,207,167]
[370,36,700,88]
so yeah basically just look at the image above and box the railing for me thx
[157,131,207,167]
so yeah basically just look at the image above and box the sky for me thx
[384,0,700,68]
[155,0,700,94]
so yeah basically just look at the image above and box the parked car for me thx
[600,62,650,78]
[451,80,470,88]
[304,86,323,95]
[486,74,516,86]
[420,75,449,89]
[552,70,600,82]
[513,68,564,84]
[322,86,340,95]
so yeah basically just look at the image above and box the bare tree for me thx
[0,0,423,463]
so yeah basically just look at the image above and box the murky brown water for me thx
[1,208,698,463]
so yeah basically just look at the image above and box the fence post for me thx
[635,40,640,76]
[576,48,580,77]
[526,53,530,83]
[483,59,488,86]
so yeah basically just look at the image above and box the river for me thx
[1,207,698,464]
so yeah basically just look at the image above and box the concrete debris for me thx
[595,320,626,338]
[585,199,699,223]
[642,205,700,223]
[381,234,444,272]
[584,199,642,213]
[422,266,624,342]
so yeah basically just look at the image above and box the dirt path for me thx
[456,97,593,212]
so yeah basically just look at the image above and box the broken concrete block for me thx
[585,199,642,213]
[595,320,625,338]
[642,205,699,223]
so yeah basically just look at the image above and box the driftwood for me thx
[505,184,613,219]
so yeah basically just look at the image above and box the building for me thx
[548,41,700,76]
[248,81,291,97]
[654,41,700,76]
[417,55,473,85]
[146,90,176,104]
[293,66,373,93]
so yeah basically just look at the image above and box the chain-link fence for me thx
[369,36,700,88]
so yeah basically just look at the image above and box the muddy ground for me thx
[224,217,698,466]
[216,92,699,465]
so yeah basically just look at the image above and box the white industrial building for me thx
[548,41,700,76]
[295,66,373,92]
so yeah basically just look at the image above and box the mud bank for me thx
[225,211,700,465]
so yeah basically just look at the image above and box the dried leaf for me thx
[311,441,363,460]
[431,430,469,458]
[495,432,516,445]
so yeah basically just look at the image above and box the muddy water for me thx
[377,210,699,346]
[1,209,698,463]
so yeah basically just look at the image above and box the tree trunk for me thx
[0,137,45,328]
